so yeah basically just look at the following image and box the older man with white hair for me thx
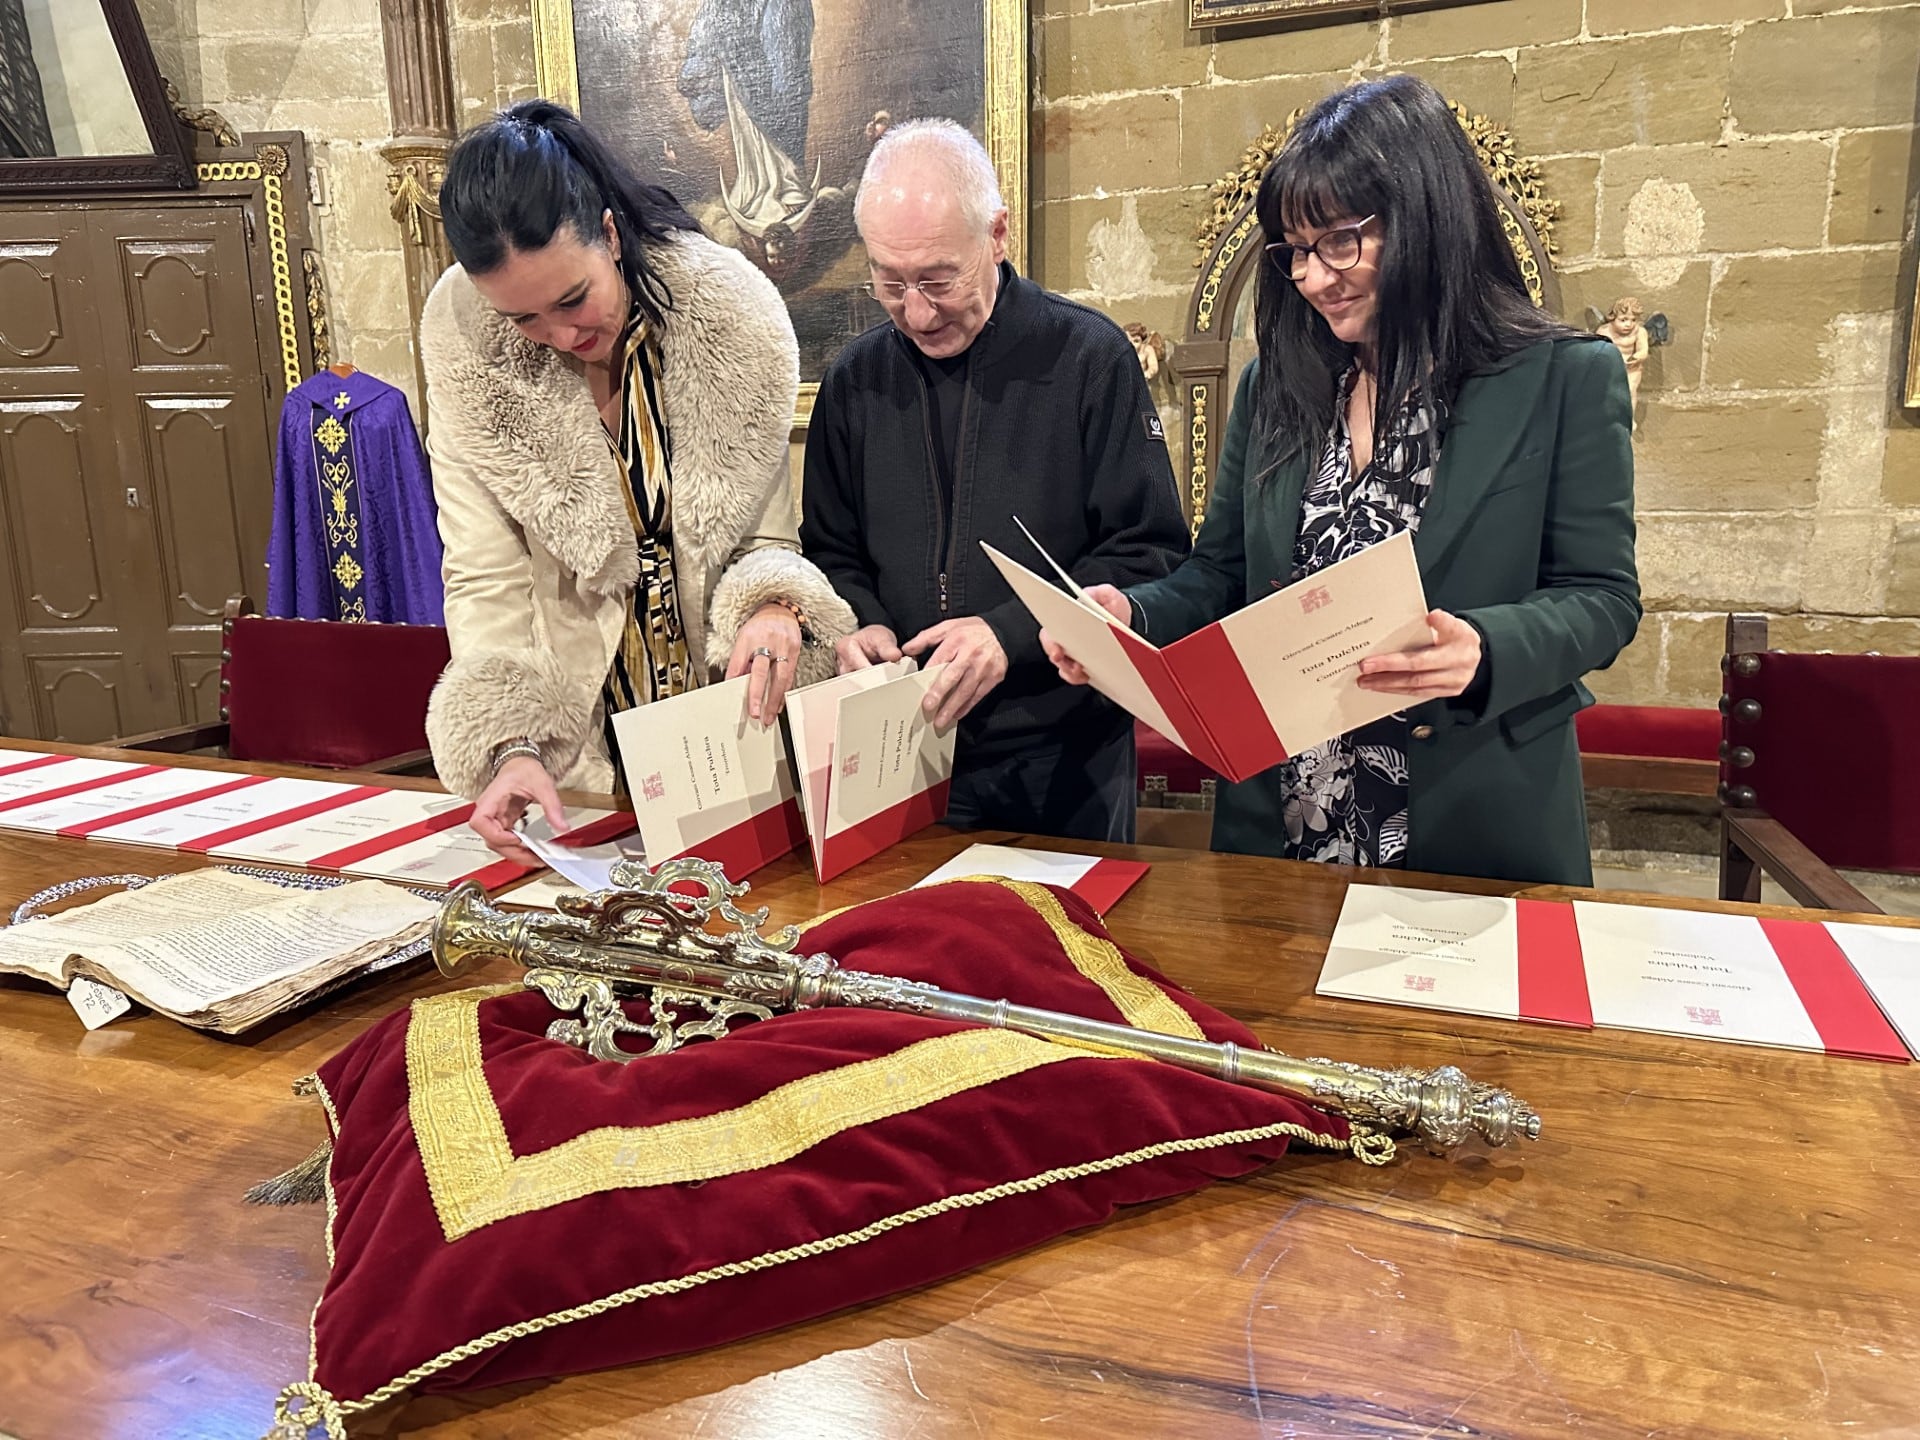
[801,119,1188,843]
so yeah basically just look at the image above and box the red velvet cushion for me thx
[225,615,449,768]
[287,881,1352,1421]
[1574,704,1719,762]
[1134,720,1223,793]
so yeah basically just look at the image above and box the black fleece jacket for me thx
[800,265,1190,760]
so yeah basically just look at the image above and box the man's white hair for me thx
[854,118,1006,237]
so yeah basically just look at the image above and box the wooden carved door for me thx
[0,200,276,741]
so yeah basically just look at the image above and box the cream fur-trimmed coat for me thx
[419,231,855,798]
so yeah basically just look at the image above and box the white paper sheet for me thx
[915,843,1103,890]
[520,828,650,892]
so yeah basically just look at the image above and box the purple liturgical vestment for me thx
[267,369,445,624]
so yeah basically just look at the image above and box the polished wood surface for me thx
[0,743,1914,1440]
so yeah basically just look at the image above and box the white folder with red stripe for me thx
[914,843,1149,914]
[1574,901,1908,1061]
[608,673,808,882]
[78,775,363,849]
[208,788,474,868]
[785,662,956,883]
[0,764,247,834]
[983,525,1432,783]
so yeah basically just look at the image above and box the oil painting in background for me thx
[566,0,986,386]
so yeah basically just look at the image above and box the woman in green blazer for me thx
[1044,76,1638,886]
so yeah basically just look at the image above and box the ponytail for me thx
[440,99,702,329]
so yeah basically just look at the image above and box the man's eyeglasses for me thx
[861,277,961,305]
[1265,216,1377,281]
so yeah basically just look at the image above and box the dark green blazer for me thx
[1127,336,1640,886]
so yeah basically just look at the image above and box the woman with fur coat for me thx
[421,100,853,863]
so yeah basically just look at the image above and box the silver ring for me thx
[751,646,775,660]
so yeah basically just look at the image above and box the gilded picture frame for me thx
[531,0,1028,429]
[1188,0,1496,29]
[1907,271,1920,409]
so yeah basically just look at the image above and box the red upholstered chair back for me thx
[1722,644,1920,875]
[222,614,449,770]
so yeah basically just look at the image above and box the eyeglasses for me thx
[860,277,962,306]
[1265,216,1377,281]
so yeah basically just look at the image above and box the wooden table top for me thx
[0,743,1914,1440]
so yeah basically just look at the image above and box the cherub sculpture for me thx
[1588,297,1670,418]
[1123,322,1166,383]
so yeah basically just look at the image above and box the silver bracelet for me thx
[489,739,542,775]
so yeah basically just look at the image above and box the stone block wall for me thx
[135,0,420,415]
[1034,0,1920,707]
[140,1,1920,698]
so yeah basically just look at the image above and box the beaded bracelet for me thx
[756,596,815,644]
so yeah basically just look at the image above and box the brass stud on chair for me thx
[1734,699,1761,724]
[1729,746,1755,769]
[218,678,231,694]
[1731,653,1762,677]
[1728,784,1758,807]
[1718,694,1732,715]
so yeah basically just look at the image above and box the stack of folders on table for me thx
[508,666,967,908]
[0,748,629,892]
[1317,883,1920,1062]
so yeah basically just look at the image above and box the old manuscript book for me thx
[0,869,437,1033]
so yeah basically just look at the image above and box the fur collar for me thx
[419,231,799,592]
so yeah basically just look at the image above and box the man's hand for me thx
[902,616,1009,729]
[835,623,903,674]
[470,755,568,866]
[724,604,805,722]
[1356,610,1484,700]
[1040,583,1130,686]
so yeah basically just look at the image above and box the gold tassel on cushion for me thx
[244,1136,333,1205]
[262,1381,348,1440]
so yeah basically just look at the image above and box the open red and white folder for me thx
[783,661,956,882]
[982,522,1432,783]
[1319,885,1911,1061]
[605,673,809,882]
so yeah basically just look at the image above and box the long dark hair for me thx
[439,99,701,330]
[1252,74,1571,469]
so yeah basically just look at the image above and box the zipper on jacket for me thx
[914,365,952,616]
[941,368,973,616]
[906,327,985,620]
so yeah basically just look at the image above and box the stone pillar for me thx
[377,0,456,421]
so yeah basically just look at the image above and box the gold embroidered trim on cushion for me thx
[966,878,1207,1040]
[292,1118,1355,1428]
[799,878,1207,1040]
[407,987,1093,1241]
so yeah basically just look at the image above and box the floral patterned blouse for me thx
[1269,370,1442,867]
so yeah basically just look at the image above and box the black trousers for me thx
[942,725,1135,844]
